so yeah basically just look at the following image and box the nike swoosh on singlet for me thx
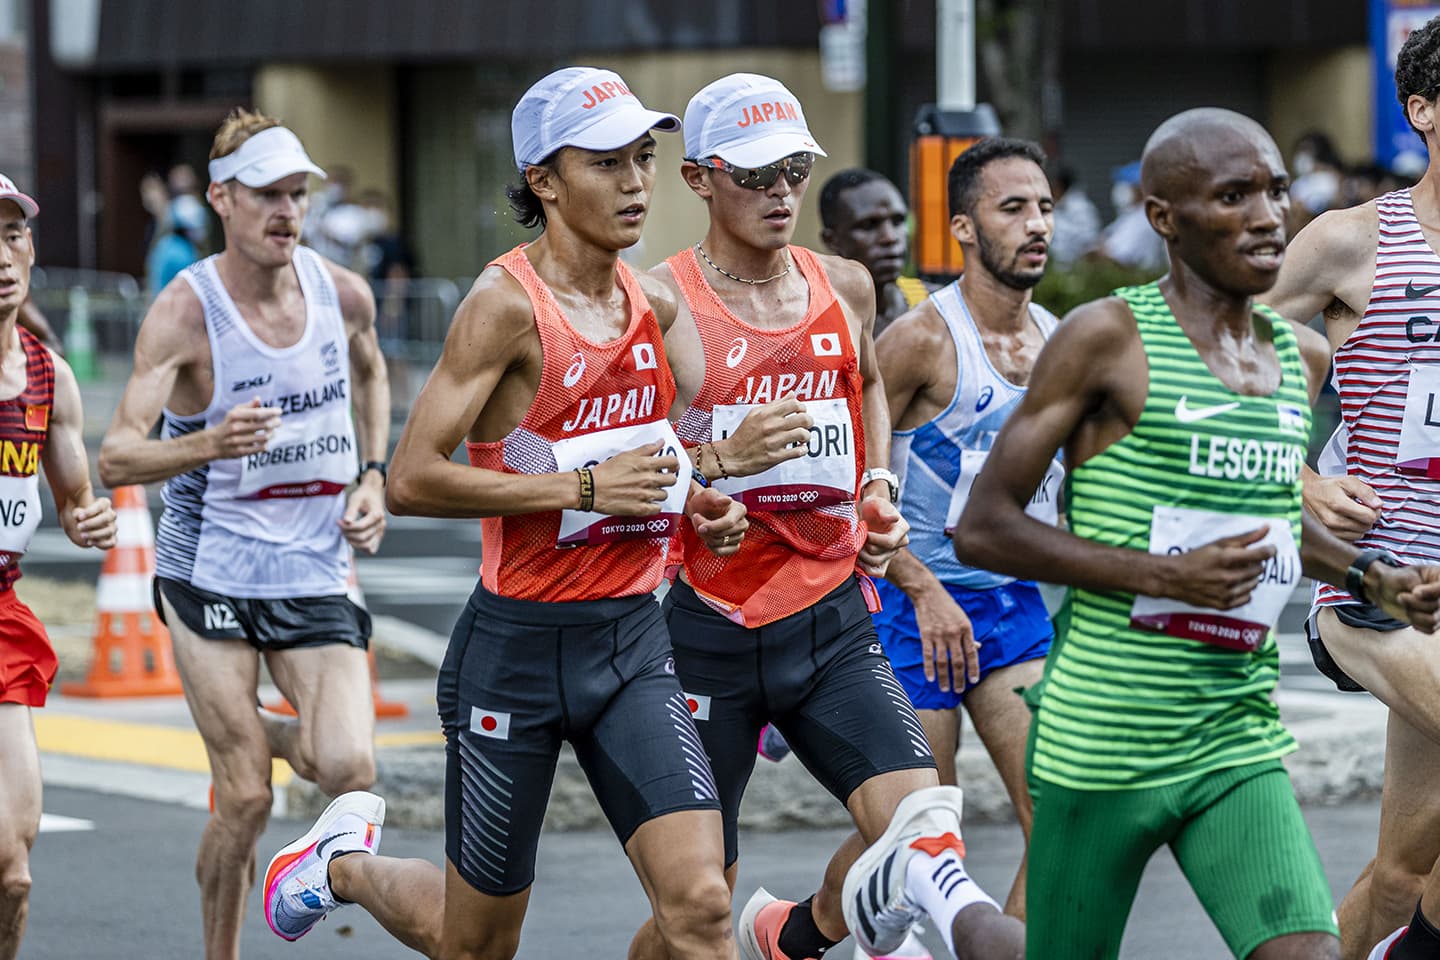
[1406,279,1440,299]
[1174,396,1241,423]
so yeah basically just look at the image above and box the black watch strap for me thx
[1346,548,1400,605]
[358,460,387,483]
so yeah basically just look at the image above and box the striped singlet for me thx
[0,328,52,593]
[1032,283,1310,791]
[1315,188,1440,606]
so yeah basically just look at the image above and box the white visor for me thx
[208,127,327,188]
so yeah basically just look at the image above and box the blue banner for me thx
[1373,0,1440,172]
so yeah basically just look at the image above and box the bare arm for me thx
[42,353,116,550]
[333,266,390,553]
[99,283,279,487]
[874,302,942,429]
[1261,202,1376,341]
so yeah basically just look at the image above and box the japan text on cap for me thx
[0,174,38,218]
[683,73,826,168]
[512,67,681,173]
[208,127,327,188]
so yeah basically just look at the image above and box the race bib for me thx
[711,398,855,510]
[0,473,41,567]
[235,418,356,500]
[944,450,1063,535]
[1129,505,1299,652]
[1397,364,1440,477]
[551,419,690,547]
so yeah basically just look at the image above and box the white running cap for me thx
[207,127,327,188]
[511,66,680,173]
[683,73,826,168]
[0,173,37,218]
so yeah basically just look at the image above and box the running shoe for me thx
[852,930,934,959]
[842,786,966,958]
[757,724,792,763]
[738,887,798,960]
[262,791,385,941]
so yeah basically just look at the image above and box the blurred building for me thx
[31,0,863,277]
[20,0,1383,275]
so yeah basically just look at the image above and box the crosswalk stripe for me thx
[39,813,94,833]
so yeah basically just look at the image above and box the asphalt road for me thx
[23,786,1382,960]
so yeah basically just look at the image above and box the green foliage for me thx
[1033,259,1163,318]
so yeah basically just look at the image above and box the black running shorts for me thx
[153,577,370,651]
[1305,602,1408,694]
[666,576,936,866]
[438,583,721,896]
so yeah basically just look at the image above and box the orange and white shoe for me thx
[738,887,799,960]
[842,786,965,958]
[262,791,385,941]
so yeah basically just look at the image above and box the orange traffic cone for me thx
[265,551,408,719]
[61,485,184,698]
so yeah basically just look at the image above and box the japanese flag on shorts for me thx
[470,706,511,740]
[682,692,711,721]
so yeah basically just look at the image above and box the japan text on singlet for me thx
[156,248,355,599]
[1316,188,1440,606]
[467,246,687,602]
[668,245,865,627]
[0,328,52,594]
[890,281,1062,591]
[1032,283,1310,792]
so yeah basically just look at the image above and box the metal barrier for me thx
[29,267,146,357]
[371,276,464,367]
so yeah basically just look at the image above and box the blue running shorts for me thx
[872,578,1053,711]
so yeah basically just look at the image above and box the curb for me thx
[286,688,1389,831]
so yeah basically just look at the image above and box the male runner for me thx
[819,169,932,338]
[628,73,1022,960]
[873,137,1059,919]
[98,109,390,960]
[260,67,748,960]
[1262,16,1440,958]
[0,175,117,960]
[846,108,1440,960]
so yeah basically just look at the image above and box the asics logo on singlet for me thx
[563,352,587,388]
[203,603,240,631]
[975,386,994,412]
[1406,279,1440,299]
[1174,396,1240,423]
[726,337,748,368]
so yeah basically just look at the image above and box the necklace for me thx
[694,242,792,285]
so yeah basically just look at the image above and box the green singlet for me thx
[1024,283,1335,959]
[1031,281,1312,792]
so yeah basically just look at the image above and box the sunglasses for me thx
[687,152,816,190]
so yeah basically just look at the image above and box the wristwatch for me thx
[1346,548,1401,605]
[358,460,388,484]
[860,467,899,502]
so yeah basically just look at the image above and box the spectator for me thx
[1093,160,1166,272]
[1048,165,1101,266]
[146,194,207,299]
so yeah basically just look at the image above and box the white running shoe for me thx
[852,930,934,959]
[263,791,385,941]
[842,785,965,958]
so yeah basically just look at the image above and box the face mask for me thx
[1111,182,1135,212]
[1293,152,1316,176]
